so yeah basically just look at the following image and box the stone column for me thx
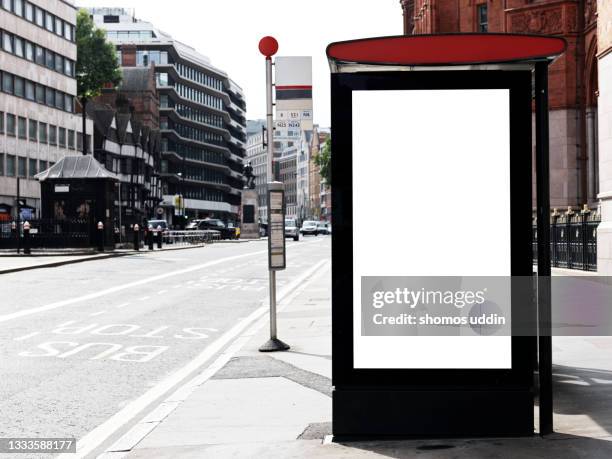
[241,189,260,239]
[597,0,612,274]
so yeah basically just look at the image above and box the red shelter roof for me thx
[326,34,567,68]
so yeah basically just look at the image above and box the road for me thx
[0,236,330,457]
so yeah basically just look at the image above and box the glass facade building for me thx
[91,8,247,225]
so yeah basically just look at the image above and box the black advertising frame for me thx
[331,70,536,437]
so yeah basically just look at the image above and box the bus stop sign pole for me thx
[259,36,289,353]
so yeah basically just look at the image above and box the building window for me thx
[14,77,24,97]
[6,114,15,136]
[46,88,54,106]
[39,122,47,143]
[103,15,119,23]
[46,50,54,69]
[3,32,13,53]
[14,36,23,57]
[477,4,488,32]
[25,81,34,100]
[18,117,26,139]
[6,155,15,177]
[55,54,63,73]
[2,71,12,93]
[64,95,73,112]
[45,12,54,32]
[18,157,26,177]
[14,0,22,16]
[68,130,75,149]
[39,160,47,172]
[25,41,33,61]
[36,84,45,104]
[28,119,37,140]
[55,17,63,37]
[2,0,10,11]
[0,111,3,133]
[29,158,37,176]
[35,45,44,65]
[35,6,43,27]
[49,125,57,145]
[25,1,33,21]
[58,127,66,147]
[0,153,4,176]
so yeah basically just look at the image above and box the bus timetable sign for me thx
[267,182,286,270]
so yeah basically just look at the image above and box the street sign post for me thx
[259,36,289,353]
[327,33,566,438]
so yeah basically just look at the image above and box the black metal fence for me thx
[533,209,600,272]
[0,218,92,249]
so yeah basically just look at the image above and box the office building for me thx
[0,0,92,220]
[91,7,246,225]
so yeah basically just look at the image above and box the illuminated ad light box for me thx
[327,34,566,438]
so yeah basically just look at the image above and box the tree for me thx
[314,137,331,186]
[76,9,122,154]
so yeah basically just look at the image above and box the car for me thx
[317,222,330,235]
[185,219,202,231]
[147,219,168,232]
[284,218,299,241]
[300,220,319,236]
[198,218,235,239]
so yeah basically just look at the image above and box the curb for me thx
[0,251,138,275]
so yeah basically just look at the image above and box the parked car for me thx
[147,219,168,232]
[284,218,299,241]
[185,219,202,231]
[317,222,330,235]
[300,220,319,236]
[198,218,236,239]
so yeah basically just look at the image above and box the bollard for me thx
[11,221,19,254]
[157,225,163,249]
[133,224,140,251]
[148,225,154,250]
[23,221,31,255]
[97,221,104,252]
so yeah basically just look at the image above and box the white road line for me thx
[156,290,168,295]
[61,257,328,459]
[0,249,268,324]
[13,331,40,341]
[89,311,107,317]
[138,296,151,301]
[115,303,130,309]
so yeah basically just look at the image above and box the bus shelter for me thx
[327,33,566,438]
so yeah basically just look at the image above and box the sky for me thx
[76,0,402,128]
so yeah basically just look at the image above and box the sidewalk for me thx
[101,263,612,459]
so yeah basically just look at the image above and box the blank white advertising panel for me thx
[352,89,512,369]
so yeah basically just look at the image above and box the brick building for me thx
[400,0,600,210]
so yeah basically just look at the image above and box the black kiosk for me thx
[328,34,565,438]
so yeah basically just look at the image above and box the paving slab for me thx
[134,377,330,449]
